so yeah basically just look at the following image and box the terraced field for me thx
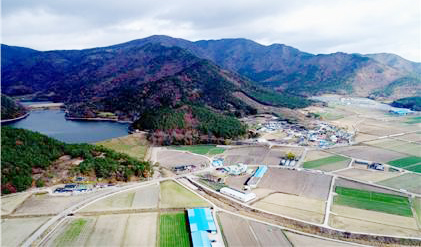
[159,212,191,247]
[334,186,413,217]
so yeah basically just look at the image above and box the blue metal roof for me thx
[187,208,217,232]
[191,231,211,247]
[253,165,268,178]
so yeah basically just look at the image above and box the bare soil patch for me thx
[258,168,332,200]
[1,192,32,215]
[304,151,333,162]
[85,214,128,246]
[284,231,356,247]
[252,193,326,224]
[334,168,401,183]
[222,146,270,165]
[156,150,209,168]
[330,145,406,163]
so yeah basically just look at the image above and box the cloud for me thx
[2,0,420,62]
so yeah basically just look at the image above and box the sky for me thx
[2,0,421,62]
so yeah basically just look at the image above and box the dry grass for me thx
[96,133,149,160]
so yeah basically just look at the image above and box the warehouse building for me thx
[220,187,256,202]
[187,208,217,247]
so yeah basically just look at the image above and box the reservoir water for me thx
[7,110,130,144]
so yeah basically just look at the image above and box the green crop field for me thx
[334,186,413,217]
[388,156,421,168]
[54,218,89,245]
[171,145,225,155]
[303,155,349,169]
[159,212,191,247]
[405,164,421,173]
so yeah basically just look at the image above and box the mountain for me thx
[113,35,421,99]
[391,96,421,111]
[1,94,27,120]
[1,126,152,194]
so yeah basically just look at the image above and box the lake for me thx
[7,110,130,144]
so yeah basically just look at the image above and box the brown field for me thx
[331,204,419,231]
[358,123,406,137]
[122,213,158,247]
[315,160,351,172]
[258,168,332,200]
[225,174,252,191]
[222,146,269,165]
[330,145,406,163]
[304,151,333,162]
[354,133,380,143]
[284,231,356,247]
[2,216,50,247]
[364,138,421,156]
[329,214,421,237]
[218,212,291,247]
[156,150,209,168]
[334,168,401,183]
[1,192,32,215]
[396,133,421,143]
[335,178,406,196]
[263,147,304,166]
[12,193,95,216]
[96,132,149,160]
[251,188,276,199]
[79,184,159,212]
[159,180,210,208]
[252,193,325,224]
[376,173,421,194]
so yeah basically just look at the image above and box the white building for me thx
[220,187,256,202]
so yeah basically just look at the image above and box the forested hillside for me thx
[1,94,27,120]
[391,97,421,111]
[1,127,152,194]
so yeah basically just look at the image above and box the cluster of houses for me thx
[257,120,353,148]
[54,184,90,193]
[172,165,197,174]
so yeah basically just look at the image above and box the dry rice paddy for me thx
[2,216,50,247]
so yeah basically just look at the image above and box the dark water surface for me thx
[8,110,129,144]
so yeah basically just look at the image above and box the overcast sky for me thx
[2,0,420,62]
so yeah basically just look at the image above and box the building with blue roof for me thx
[254,165,268,177]
[191,231,212,247]
[246,165,268,189]
[187,208,217,247]
[389,108,412,115]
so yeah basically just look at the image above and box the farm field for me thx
[225,173,253,191]
[160,180,209,208]
[217,212,292,247]
[335,178,405,195]
[258,168,332,200]
[252,193,326,224]
[12,193,96,216]
[42,213,157,247]
[1,192,31,215]
[396,132,421,142]
[329,214,421,237]
[2,216,50,247]
[263,147,304,166]
[303,155,350,171]
[334,168,401,183]
[222,146,269,165]
[414,197,421,225]
[159,212,191,247]
[283,231,356,247]
[304,150,333,162]
[79,183,159,212]
[156,150,209,168]
[333,186,413,216]
[376,173,421,194]
[387,156,421,168]
[96,133,149,160]
[353,133,379,143]
[331,204,419,231]
[171,145,225,155]
[330,145,406,163]
[364,139,421,156]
